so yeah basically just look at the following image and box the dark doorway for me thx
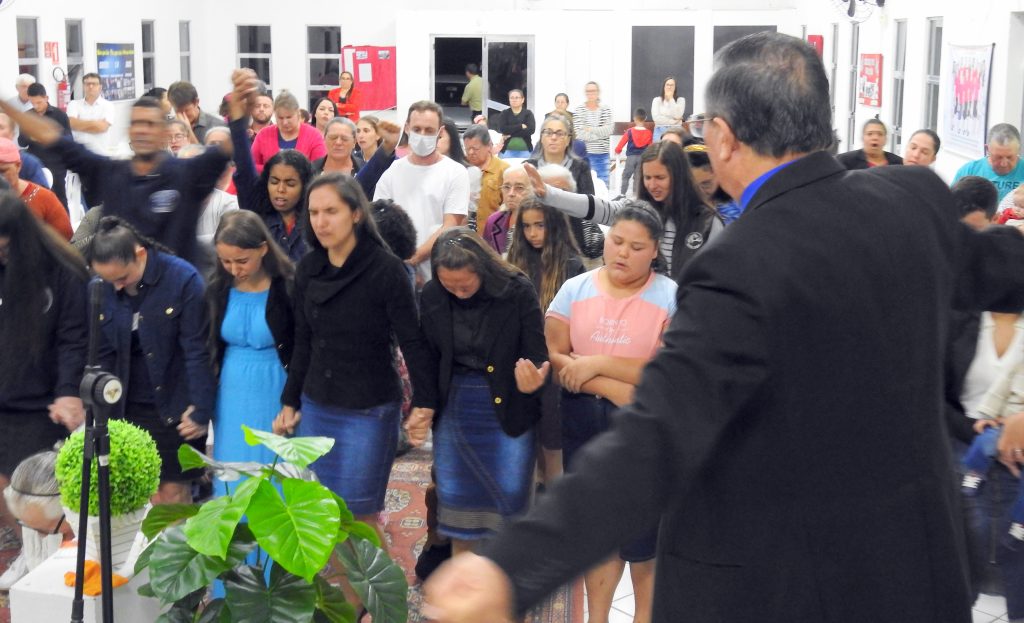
[433,37,482,126]
[631,26,696,122]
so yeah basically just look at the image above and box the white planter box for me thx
[63,505,149,571]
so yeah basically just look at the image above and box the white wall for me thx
[794,0,1024,181]
[2,0,1022,173]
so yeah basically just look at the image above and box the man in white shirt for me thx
[66,73,115,154]
[374,101,469,283]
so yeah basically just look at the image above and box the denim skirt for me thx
[435,373,535,540]
[298,394,400,515]
[561,391,657,562]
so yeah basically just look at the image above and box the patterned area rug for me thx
[382,446,584,623]
[0,447,583,623]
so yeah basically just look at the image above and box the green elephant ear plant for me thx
[136,425,408,623]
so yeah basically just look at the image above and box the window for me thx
[141,20,155,93]
[16,17,39,80]
[179,21,191,81]
[66,19,84,99]
[847,22,860,149]
[924,17,943,131]
[238,25,272,87]
[890,20,907,152]
[307,26,341,112]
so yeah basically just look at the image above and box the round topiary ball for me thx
[55,419,162,516]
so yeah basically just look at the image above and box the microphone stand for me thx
[70,278,123,623]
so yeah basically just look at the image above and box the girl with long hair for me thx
[207,210,295,481]
[274,173,436,544]
[0,192,87,570]
[506,198,584,483]
[409,228,549,555]
[87,216,215,504]
[546,201,678,623]
[530,140,722,280]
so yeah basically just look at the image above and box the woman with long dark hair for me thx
[438,118,468,167]
[327,71,360,121]
[506,198,584,484]
[408,227,549,555]
[311,97,339,136]
[529,140,722,280]
[274,173,436,541]
[0,192,87,563]
[87,216,215,504]
[546,201,678,623]
[208,210,294,483]
[650,76,686,142]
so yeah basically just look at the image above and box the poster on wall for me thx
[341,45,396,111]
[96,43,136,102]
[943,44,994,157]
[858,53,883,107]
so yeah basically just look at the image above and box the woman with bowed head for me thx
[650,76,686,142]
[546,201,678,623]
[207,210,294,488]
[250,90,327,173]
[406,228,549,555]
[87,216,215,505]
[328,71,360,121]
[311,97,339,137]
[505,198,585,484]
[313,117,364,177]
[438,117,468,167]
[274,173,437,544]
[0,192,87,583]
[528,140,722,280]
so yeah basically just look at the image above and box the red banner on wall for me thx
[858,53,883,107]
[341,46,397,112]
[806,35,823,58]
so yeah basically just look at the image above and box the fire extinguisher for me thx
[53,67,69,111]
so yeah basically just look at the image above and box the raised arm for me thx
[523,162,622,224]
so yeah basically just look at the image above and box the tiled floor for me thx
[584,566,1012,623]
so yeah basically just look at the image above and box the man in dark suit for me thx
[20,83,72,210]
[423,32,1024,623]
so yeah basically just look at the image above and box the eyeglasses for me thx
[687,113,716,140]
[326,134,354,143]
[170,133,187,141]
[540,130,568,138]
[16,514,65,536]
[501,183,530,194]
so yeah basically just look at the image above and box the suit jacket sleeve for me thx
[281,267,312,409]
[54,269,89,398]
[230,118,267,216]
[178,271,217,426]
[482,241,771,613]
[517,280,547,368]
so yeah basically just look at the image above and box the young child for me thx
[963,363,1024,548]
[614,107,653,197]
[506,198,585,485]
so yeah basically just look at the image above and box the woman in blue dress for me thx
[207,210,294,491]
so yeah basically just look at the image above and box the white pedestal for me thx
[9,546,163,623]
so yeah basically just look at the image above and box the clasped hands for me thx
[557,353,601,394]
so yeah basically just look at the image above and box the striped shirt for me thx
[572,104,614,155]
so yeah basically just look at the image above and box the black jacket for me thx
[0,263,87,412]
[419,273,546,437]
[209,275,294,375]
[484,151,1024,621]
[496,108,536,153]
[837,148,904,170]
[282,237,437,410]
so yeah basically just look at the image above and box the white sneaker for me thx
[0,553,28,590]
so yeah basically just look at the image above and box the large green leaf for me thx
[223,563,317,623]
[342,520,381,549]
[178,444,263,482]
[242,425,334,469]
[184,476,262,558]
[313,576,357,623]
[155,589,206,622]
[147,525,256,604]
[336,538,408,623]
[246,479,339,583]
[142,504,199,540]
[134,539,158,576]
[196,599,228,623]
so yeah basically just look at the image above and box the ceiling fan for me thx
[831,0,885,23]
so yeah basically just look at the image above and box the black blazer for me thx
[837,148,904,170]
[419,273,547,437]
[209,275,294,375]
[282,237,437,410]
[484,151,1024,621]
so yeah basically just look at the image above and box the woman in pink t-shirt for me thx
[545,201,677,623]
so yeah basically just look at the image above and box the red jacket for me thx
[327,87,360,121]
[251,123,327,173]
[615,126,653,155]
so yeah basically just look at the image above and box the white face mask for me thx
[408,131,438,157]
